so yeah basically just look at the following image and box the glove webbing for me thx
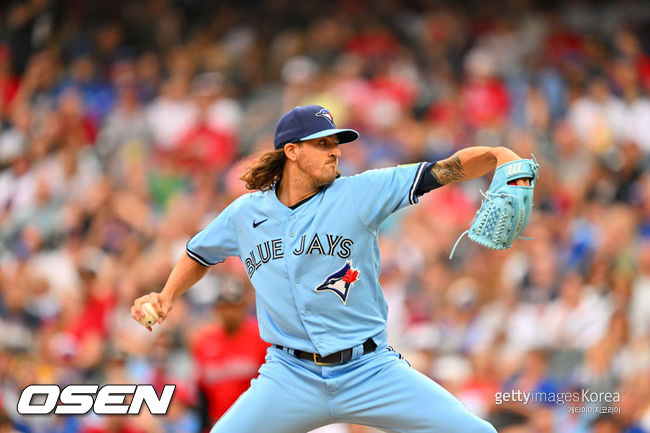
[448,190,533,260]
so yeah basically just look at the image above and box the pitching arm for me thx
[160,253,210,301]
[131,254,210,331]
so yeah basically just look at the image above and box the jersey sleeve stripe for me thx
[186,248,217,267]
[408,162,427,205]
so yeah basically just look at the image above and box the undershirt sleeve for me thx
[414,162,443,197]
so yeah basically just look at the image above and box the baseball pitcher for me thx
[132,105,537,433]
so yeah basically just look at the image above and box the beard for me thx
[298,158,339,187]
[317,163,339,186]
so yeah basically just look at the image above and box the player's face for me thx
[295,135,341,187]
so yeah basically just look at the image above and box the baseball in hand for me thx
[139,302,159,327]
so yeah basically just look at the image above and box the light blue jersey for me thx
[187,163,427,357]
[178,105,498,432]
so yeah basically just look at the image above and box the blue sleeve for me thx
[351,162,427,230]
[186,202,240,266]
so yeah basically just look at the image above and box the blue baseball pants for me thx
[210,345,497,433]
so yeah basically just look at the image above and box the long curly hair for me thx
[240,149,286,191]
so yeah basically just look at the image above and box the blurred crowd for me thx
[1,0,650,432]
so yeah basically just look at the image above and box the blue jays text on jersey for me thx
[242,233,354,278]
[187,162,427,357]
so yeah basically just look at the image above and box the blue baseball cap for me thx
[273,105,359,150]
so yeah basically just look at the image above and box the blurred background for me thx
[0,0,649,432]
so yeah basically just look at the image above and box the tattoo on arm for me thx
[430,156,464,185]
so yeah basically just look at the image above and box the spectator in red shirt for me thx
[0,45,19,119]
[173,73,238,173]
[460,47,510,130]
[190,277,269,432]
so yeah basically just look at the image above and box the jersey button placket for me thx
[286,213,321,346]
[288,214,295,237]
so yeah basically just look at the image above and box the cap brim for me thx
[300,128,359,144]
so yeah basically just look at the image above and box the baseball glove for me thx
[449,156,539,259]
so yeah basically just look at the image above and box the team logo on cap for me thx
[315,108,335,127]
[314,261,359,304]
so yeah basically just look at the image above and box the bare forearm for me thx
[131,253,209,330]
[430,146,521,185]
[160,253,210,301]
